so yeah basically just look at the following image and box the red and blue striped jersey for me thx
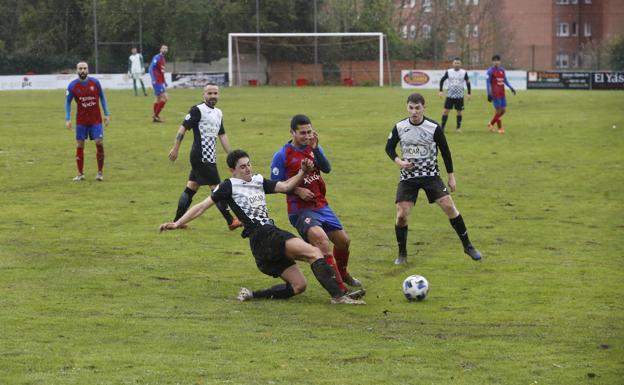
[486,66,512,98]
[149,53,166,84]
[270,143,329,214]
[65,77,108,125]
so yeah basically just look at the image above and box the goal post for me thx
[227,32,385,87]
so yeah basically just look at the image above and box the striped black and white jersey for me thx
[211,174,278,231]
[385,117,454,181]
[182,103,225,164]
[439,68,470,99]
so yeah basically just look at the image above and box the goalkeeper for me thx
[128,47,147,96]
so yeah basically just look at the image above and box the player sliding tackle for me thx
[160,149,365,305]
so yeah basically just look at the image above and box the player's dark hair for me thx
[492,54,501,61]
[290,114,311,131]
[407,93,425,106]
[227,149,250,169]
[453,57,461,61]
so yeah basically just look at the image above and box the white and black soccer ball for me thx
[402,275,429,301]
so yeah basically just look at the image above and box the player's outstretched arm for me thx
[168,126,186,161]
[160,196,215,231]
[447,173,456,192]
[219,133,232,154]
[274,159,314,193]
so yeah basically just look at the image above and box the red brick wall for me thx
[268,60,456,86]
[268,62,324,86]
[339,60,450,86]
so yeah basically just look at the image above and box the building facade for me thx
[395,0,624,70]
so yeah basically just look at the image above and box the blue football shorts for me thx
[75,123,103,141]
[288,206,343,241]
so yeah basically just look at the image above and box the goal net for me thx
[228,33,385,87]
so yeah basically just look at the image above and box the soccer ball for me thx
[402,275,429,301]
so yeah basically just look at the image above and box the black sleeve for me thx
[182,106,200,130]
[218,119,225,135]
[263,178,278,194]
[464,72,471,94]
[439,71,449,92]
[433,126,453,173]
[385,126,400,161]
[211,179,232,202]
[313,147,331,173]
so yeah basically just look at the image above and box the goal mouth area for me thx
[228,32,385,87]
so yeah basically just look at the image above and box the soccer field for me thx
[0,86,622,384]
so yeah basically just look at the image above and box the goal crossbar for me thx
[228,32,385,86]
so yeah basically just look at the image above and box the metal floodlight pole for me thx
[93,0,99,73]
[256,0,260,82]
[313,0,318,85]
[139,7,143,53]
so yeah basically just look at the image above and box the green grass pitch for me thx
[0,86,622,384]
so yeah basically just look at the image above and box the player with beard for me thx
[168,84,241,231]
[65,61,110,181]
[149,44,168,122]
[438,57,471,132]
[160,149,365,305]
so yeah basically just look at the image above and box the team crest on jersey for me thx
[272,167,279,176]
[304,217,311,224]
[90,86,95,91]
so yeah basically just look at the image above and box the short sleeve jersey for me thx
[388,117,443,180]
[181,103,225,164]
[129,53,144,74]
[211,174,278,229]
[270,143,328,214]
[66,77,105,125]
[149,53,166,84]
[443,68,469,98]
[487,66,507,98]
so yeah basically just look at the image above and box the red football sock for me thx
[490,113,500,126]
[76,147,84,174]
[153,102,158,115]
[497,119,502,128]
[333,246,350,279]
[324,254,347,292]
[155,100,166,116]
[96,143,104,172]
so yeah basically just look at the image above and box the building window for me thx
[584,22,592,36]
[584,0,592,3]
[401,25,408,39]
[557,23,569,36]
[570,53,578,67]
[410,0,416,7]
[423,0,432,12]
[448,30,456,43]
[448,0,456,8]
[472,25,479,37]
[409,25,417,39]
[423,24,432,38]
[570,0,578,4]
[556,53,569,68]
[556,0,570,4]
[465,0,478,4]
[571,22,577,36]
